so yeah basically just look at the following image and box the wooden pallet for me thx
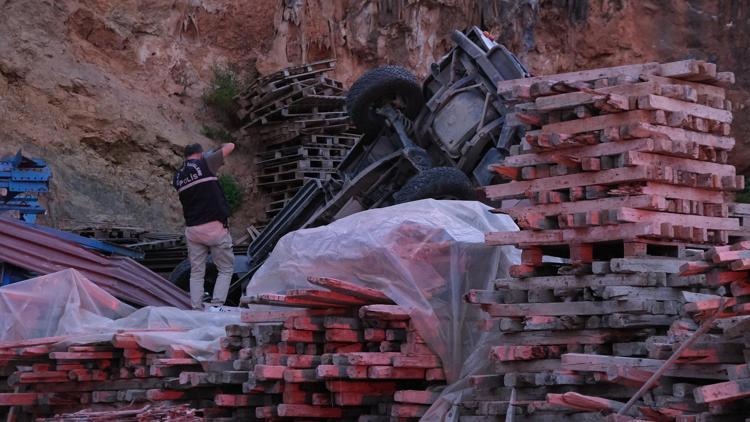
[234,61,360,222]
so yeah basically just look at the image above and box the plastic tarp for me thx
[247,199,520,410]
[0,269,239,360]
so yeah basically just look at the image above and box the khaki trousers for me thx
[185,221,235,310]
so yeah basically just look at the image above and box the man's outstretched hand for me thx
[221,143,235,157]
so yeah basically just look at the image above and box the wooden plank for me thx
[484,166,666,200]
[624,151,735,177]
[0,335,69,350]
[391,404,429,418]
[307,276,394,303]
[658,59,704,78]
[358,305,410,321]
[281,329,324,343]
[48,352,115,360]
[601,286,684,301]
[496,195,666,218]
[638,94,732,123]
[497,62,660,95]
[240,308,347,323]
[712,249,750,263]
[693,378,750,404]
[641,74,726,99]
[623,122,734,150]
[616,208,739,231]
[495,273,663,290]
[277,404,342,418]
[561,353,731,380]
[610,257,691,274]
[540,110,660,136]
[730,259,750,271]
[0,392,37,406]
[500,329,652,346]
[286,289,370,306]
[684,297,736,313]
[491,345,553,362]
[534,82,659,111]
[392,355,441,368]
[368,366,425,379]
[247,293,348,308]
[547,392,627,413]
[394,390,439,405]
[485,222,660,246]
[482,300,653,317]
[324,380,398,393]
[331,352,400,366]
[638,182,727,204]
[504,138,664,167]
[325,329,364,343]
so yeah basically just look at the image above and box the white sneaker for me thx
[206,305,224,313]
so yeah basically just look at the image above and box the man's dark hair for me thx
[184,143,203,158]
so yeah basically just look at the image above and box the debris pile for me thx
[235,60,361,221]
[0,276,444,420]
[458,59,749,419]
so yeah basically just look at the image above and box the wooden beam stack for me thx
[489,58,740,254]
[0,276,444,420]
[213,276,445,420]
[456,60,750,420]
[0,328,262,420]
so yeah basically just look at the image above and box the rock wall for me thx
[1,0,747,232]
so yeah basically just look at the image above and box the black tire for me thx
[169,258,219,291]
[346,65,424,135]
[169,258,241,306]
[393,167,476,204]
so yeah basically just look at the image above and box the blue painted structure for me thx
[0,151,51,223]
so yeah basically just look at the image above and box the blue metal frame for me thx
[0,151,51,223]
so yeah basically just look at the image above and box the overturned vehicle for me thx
[170,27,530,301]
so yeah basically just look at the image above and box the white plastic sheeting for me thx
[0,269,239,360]
[247,199,520,385]
[0,269,135,341]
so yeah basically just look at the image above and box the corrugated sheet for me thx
[0,217,190,308]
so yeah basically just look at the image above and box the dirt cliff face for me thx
[1,0,748,232]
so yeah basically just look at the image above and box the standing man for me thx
[173,142,236,312]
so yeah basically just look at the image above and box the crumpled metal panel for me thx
[0,216,190,308]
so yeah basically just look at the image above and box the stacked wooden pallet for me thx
[235,60,361,221]
[458,60,747,420]
[0,277,444,420]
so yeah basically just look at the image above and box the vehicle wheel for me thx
[346,65,424,135]
[393,167,476,204]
